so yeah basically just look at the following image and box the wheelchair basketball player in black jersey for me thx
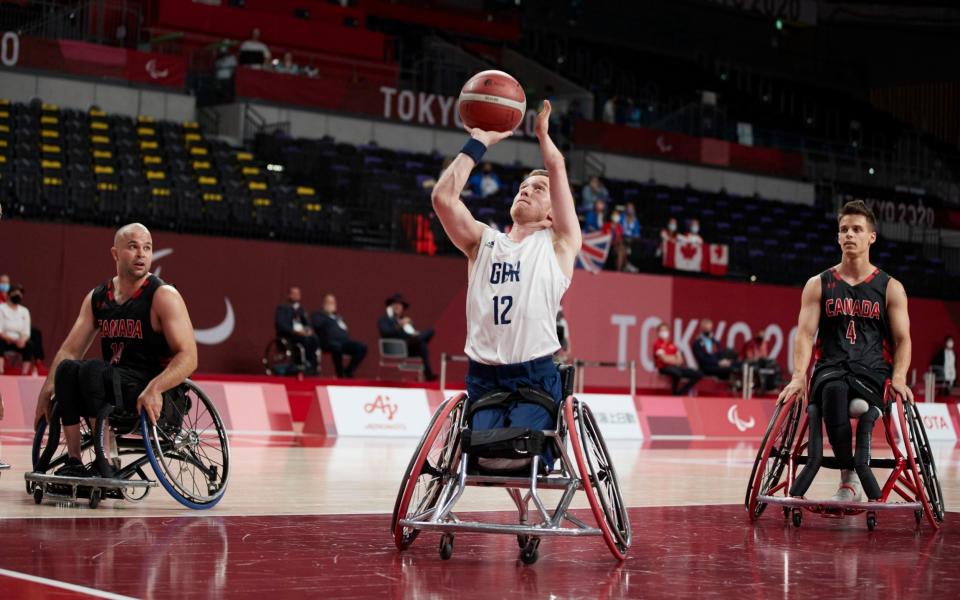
[33,223,198,478]
[779,200,913,503]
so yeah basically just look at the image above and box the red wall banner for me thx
[1,221,957,389]
[9,36,186,89]
[572,119,805,178]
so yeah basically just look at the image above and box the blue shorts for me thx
[466,355,562,431]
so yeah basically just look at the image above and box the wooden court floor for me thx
[0,434,958,598]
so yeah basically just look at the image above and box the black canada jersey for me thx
[814,267,893,382]
[91,274,173,376]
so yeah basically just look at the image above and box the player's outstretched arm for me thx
[535,100,581,274]
[887,278,914,403]
[432,129,512,260]
[777,275,821,404]
[137,286,199,424]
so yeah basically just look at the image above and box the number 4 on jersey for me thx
[846,321,856,345]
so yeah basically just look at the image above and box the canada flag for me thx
[663,235,729,276]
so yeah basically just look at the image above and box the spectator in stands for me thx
[602,96,618,124]
[932,335,956,392]
[621,202,641,273]
[653,322,702,396]
[692,318,740,380]
[0,273,8,302]
[622,203,640,240]
[585,199,606,233]
[275,286,320,375]
[274,52,300,76]
[580,176,610,213]
[604,206,627,271]
[214,45,237,82]
[686,218,703,244]
[238,28,271,69]
[311,293,366,379]
[467,162,503,199]
[657,217,678,257]
[741,329,781,393]
[0,284,34,375]
[377,293,436,381]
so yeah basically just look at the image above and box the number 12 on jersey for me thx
[846,321,857,345]
[493,295,513,325]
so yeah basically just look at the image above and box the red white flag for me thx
[707,243,729,276]
[663,236,729,276]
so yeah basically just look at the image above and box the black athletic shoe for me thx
[54,457,93,478]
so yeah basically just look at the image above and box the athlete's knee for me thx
[77,360,111,415]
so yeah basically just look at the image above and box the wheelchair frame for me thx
[392,391,632,564]
[745,381,945,531]
[25,378,231,510]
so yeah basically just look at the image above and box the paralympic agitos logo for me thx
[153,248,235,345]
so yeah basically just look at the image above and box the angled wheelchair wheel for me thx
[745,394,802,521]
[262,338,295,376]
[567,397,631,558]
[900,399,945,528]
[141,380,230,509]
[392,394,465,550]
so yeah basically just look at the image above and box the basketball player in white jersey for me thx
[431,100,581,433]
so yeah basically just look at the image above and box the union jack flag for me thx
[575,231,612,274]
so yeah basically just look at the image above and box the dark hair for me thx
[838,200,877,229]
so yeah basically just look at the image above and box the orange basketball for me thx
[458,70,526,133]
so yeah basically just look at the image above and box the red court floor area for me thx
[0,505,956,599]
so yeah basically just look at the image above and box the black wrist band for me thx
[460,138,487,164]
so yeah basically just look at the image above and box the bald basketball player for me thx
[34,223,198,477]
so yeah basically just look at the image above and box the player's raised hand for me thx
[465,127,514,147]
[535,100,552,139]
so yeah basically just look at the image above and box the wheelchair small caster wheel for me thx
[439,534,454,560]
[791,509,802,528]
[915,510,923,524]
[520,538,540,565]
[33,488,43,505]
[517,535,529,549]
[866,512,877,531]
[89,488,102,509]
[26,480,33,495]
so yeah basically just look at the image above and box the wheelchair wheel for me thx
[262,339,300,376]
[901,400,945,527]
[141,380,230,509]
[392,394,465,550]
[566,397,630,560]
[745,394,802,520]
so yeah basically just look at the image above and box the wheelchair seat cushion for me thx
[462,427,546,459]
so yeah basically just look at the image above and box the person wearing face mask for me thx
[585,199,606,233]
[653,322,702,395]
[274,285,321,376]
[932,335,957,393]
[603,207,627,271]
[691,318,740,380]
[0,273,10,303]
[686,218,703,244]
[658,218,678,258]
[0,284,34,375]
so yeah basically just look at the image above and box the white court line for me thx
[0,567,138,599]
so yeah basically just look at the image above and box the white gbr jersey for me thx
[465,227,570,365]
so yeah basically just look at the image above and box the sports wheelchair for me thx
[745,380,944,531]
[25,379,230,510]
[391,366,631,564]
